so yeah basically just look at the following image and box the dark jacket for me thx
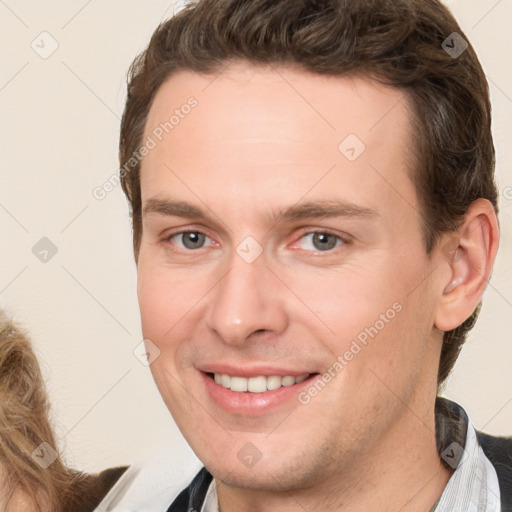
[478,432,512,511]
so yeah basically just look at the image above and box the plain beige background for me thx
[0,0,511,474]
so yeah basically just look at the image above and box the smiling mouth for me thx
[206,372,318,393]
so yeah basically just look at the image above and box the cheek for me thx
[297,258,431,379]
[137,260,204,341]
[137,264,194,409]
[290,261,400,340]
[137,267,171,339]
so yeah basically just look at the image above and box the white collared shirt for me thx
[433,418,501,511]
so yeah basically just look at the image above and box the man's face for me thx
[137,63,444,490]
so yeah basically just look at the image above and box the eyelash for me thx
[161,229,350,255]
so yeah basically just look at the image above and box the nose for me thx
[204,250,288,346]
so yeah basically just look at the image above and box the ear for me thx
[434,198,499,332]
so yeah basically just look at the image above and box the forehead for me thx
[144,62,412,143]
[140,62,418,221]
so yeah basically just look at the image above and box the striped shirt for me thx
[431,412,501,511]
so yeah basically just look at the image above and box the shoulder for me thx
[64,466,129,512]
[477,430,512,510]
[477,430,512,466]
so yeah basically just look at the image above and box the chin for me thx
[209,462,310,492]
[199,440,329,494]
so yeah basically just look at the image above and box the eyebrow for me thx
[142,198,378,224]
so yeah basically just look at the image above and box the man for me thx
[96,0,511,510]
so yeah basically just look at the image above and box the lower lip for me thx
[199,371,317,416]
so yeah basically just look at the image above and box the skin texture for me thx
[136,62,498,512]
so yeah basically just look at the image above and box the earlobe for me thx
[434,199,499,332]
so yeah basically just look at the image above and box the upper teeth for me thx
[213,373,309,393]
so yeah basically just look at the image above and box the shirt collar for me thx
[431,397,501,511]
[201,480,218,512]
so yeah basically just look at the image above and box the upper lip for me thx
[198,364,317,378]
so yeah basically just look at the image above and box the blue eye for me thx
[167,231,210,250]
[298,232,344,252]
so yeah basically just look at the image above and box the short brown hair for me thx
[119,0,498,386]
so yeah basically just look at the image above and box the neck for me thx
[216,396,452,512]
